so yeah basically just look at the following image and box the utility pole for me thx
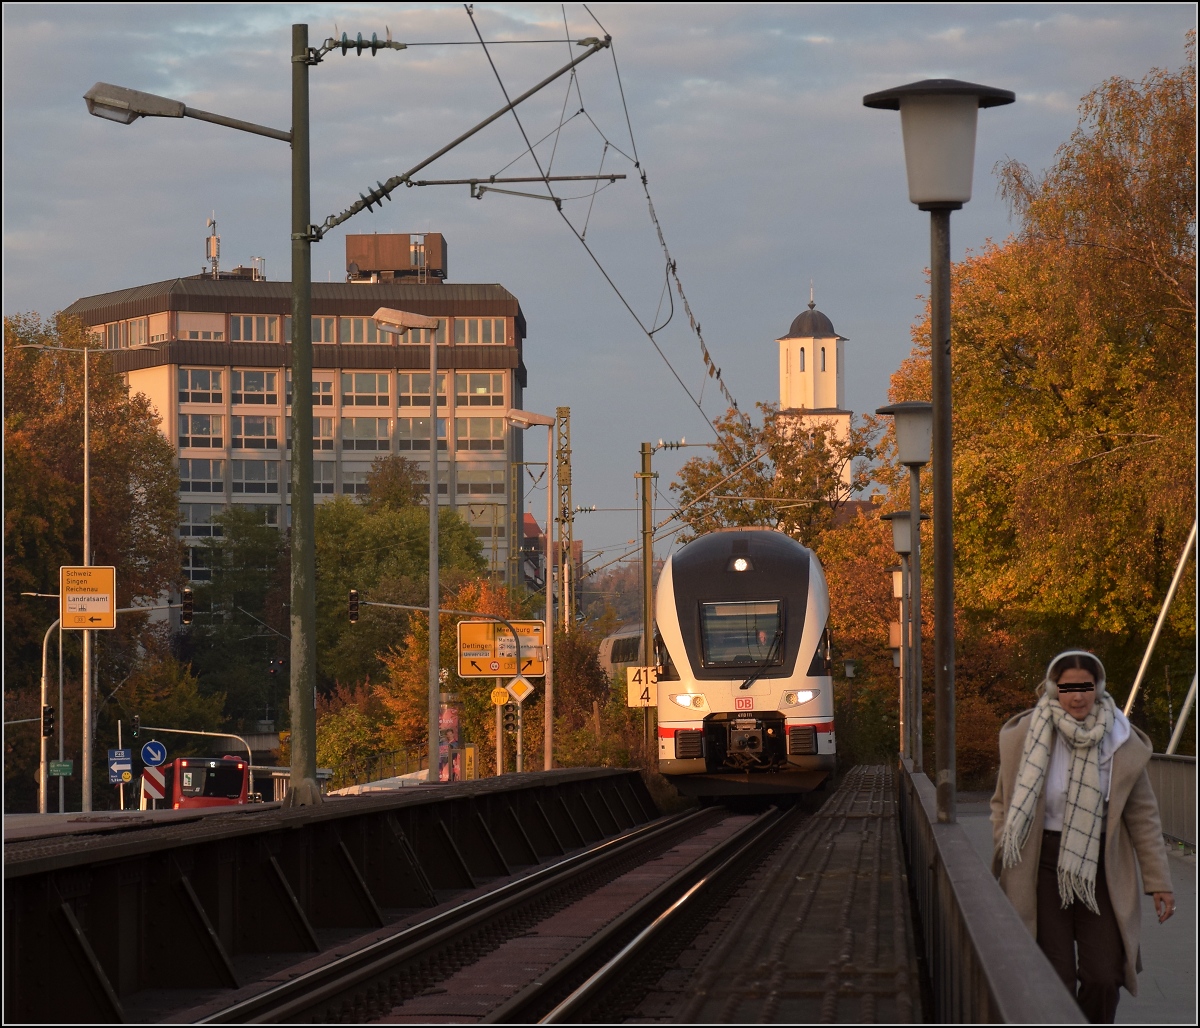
[556,407,574,632]
[637,443,657,754]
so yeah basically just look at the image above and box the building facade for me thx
[61,233,527,583]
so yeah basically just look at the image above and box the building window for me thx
[185,546,212,583]
[178,368,224,404]
[126,318,148,348]
[284,417,334,450]
[178,313,225,340]
[180,503,224,538]
[419,470,450,498]
[231,415,278,450]
[314,462,335,494]
[821,347,826,372]
[341,372,389,406]
[342,417,390,451]
[407,320,446,345]
[232,460,279,493]
[285,372,333,406]
[242,503,280,527]
[178,414,223,448]
[397,373,446,407]
[460,502,507,538]
[179,458,224,493]
[453,318,506,345]
[455,417,506,452]
[339,317,380,345]
[396,417,447,451]
[231,370,278,405]
[283,316,336,344]
[456,469,505,496]
[799,347,805,373]
[341,468,370,495]
[230,315,277,343]
[455,373,505,407]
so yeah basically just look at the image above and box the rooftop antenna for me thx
[205,214,220,279]
[809,280,815,311]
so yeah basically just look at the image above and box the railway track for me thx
[195,806,727,1023]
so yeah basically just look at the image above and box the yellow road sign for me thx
[60,566,117,630]
[507,676,536,704]
[456,620,545,678]
[491,686,510,706]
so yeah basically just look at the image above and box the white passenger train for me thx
[654,527,836,796]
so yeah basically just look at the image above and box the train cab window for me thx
[699,600,783,668]
[655,631,680,681]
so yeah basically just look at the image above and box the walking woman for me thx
[990,650,1175,1023]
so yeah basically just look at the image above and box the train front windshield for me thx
[700,600,783,667]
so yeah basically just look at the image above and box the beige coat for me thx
[989,709,1173,996]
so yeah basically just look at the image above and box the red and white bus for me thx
[144,756,249,809]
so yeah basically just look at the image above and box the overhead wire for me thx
[464,4,737,456]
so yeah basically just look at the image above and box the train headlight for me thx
[782,689,820,706]
[669,693,708,711]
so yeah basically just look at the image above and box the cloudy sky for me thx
[3,3,1194,572]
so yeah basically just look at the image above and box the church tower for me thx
[777,291,852,481]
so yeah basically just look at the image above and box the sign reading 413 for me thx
[626,666,659,708]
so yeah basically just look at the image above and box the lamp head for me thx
[85,83,185,125]
[876,401,933,466]
[505,408,555,429]
[863,79,1014,208]
[372,307,440,334]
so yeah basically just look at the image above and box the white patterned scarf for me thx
[1001,691,1115,913]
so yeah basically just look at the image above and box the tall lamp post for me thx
[882,509,929,767]
[865,80,1014,823]
[508,409,557,770]
[878,401,933,772]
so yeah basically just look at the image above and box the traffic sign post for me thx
[59,566,117,630]
[626,666,659,707]
[142,765,167,808]
[456,620,545,678]
[49,760,73,778]
[141,740,167,767]
[108,748,132,785]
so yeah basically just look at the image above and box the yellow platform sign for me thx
[60,566,117,630]
[456,620,545,678]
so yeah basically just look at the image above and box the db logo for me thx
[734,697,754,710]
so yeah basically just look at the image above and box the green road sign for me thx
[49,760,74,777]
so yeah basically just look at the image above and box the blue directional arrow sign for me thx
[141,740,167,767]
[108,748,132,784]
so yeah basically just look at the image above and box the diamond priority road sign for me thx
[60,565,117,630]
[456,620,545,678]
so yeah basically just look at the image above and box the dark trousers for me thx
[1037,830,1125,1024]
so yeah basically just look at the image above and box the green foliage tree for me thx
[670,403,878,545]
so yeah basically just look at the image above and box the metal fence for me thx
[1147,754,1196,849]
[328,749,425,791]
[897,761,1085,1023]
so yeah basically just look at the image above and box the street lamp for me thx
[866,80,1014,822]
[882,508,929,767]
[375,308,442,776]
[507,408,556,770]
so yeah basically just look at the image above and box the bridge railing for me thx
[1147,754,1195,849]
[897,760,1085,1024]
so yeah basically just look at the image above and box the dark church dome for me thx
[786,300,837,338]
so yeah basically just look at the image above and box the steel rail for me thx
[196,807,717,1024]
[485,805,794,1024]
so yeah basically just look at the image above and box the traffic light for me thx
[132,715,140,738]
[349,589,360,623]
[268,659,285,679]
[503,702,518,734]
[41,705,54,738]
[181,588,193,625]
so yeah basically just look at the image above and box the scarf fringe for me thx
[1058,866,1101,915]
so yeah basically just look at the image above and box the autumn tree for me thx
[670,403,878,545]
[887,35,1195,756]
[4,313,181,809]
